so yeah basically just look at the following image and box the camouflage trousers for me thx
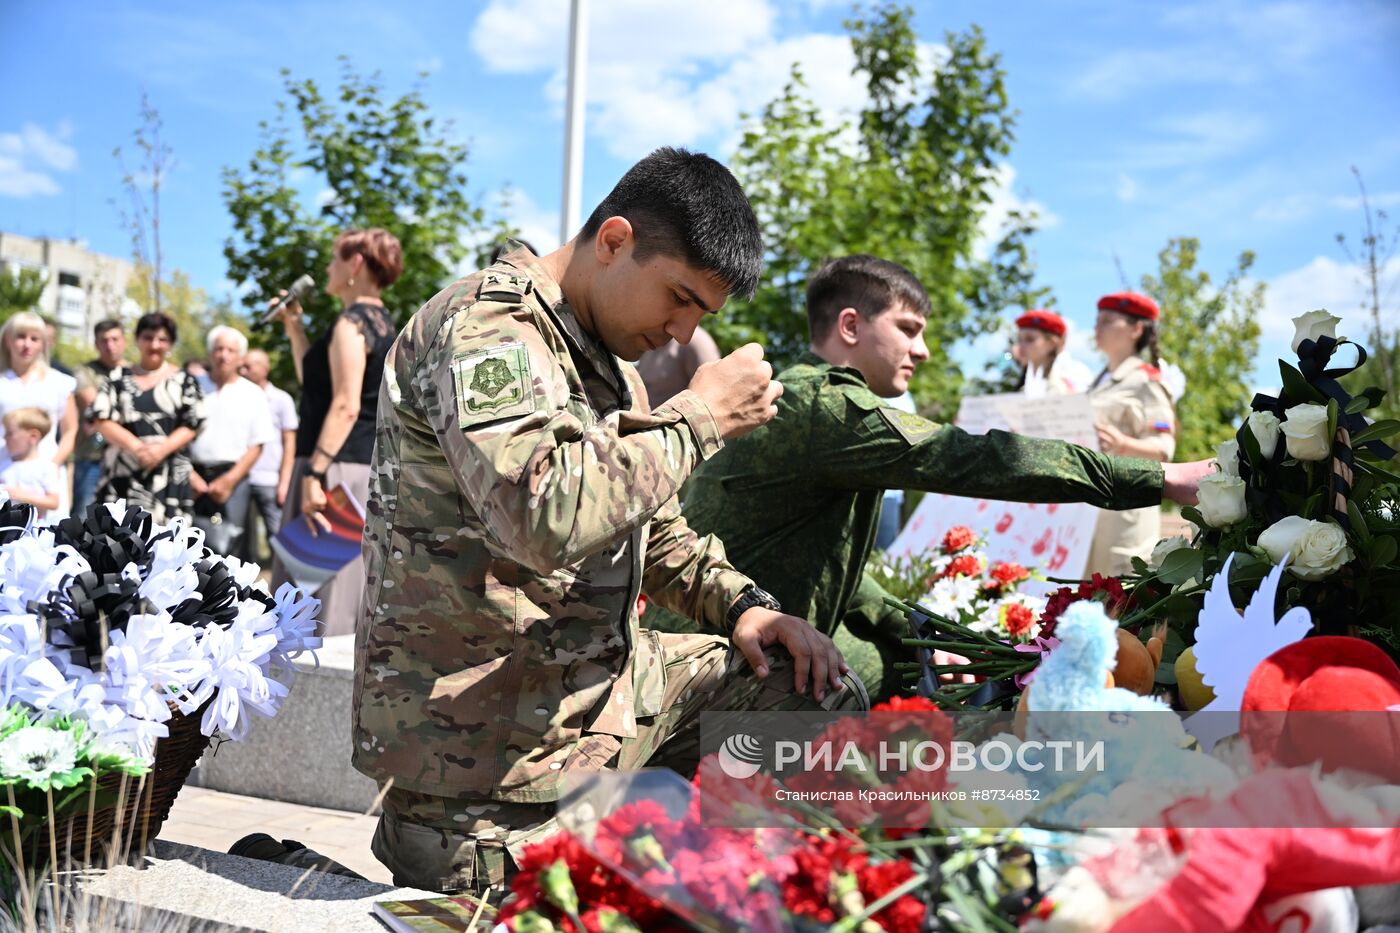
[371,630,868,898]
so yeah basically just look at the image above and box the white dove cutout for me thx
[1021,364,1050,399]
[1183,553,1313,751]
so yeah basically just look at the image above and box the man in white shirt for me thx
[239,348,298,561]
[189,326,274,555]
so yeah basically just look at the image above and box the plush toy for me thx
[1111,625,1166,696]
[994,601,1236,826]
[1024,635,1400,932]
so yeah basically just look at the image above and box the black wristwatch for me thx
[726,584,782,628]
[305,468,328,487]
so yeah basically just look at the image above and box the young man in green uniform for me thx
[671,255,1213,700]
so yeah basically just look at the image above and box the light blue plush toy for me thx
[981,600,1237,827]
[1028,601,1171,714]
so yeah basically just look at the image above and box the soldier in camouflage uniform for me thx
[353,148,866,898]
[665,256,1213,700]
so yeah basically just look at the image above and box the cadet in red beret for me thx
[1011,309,1092,395]
[1096,291,1159,321]
[1087,290,1177,576]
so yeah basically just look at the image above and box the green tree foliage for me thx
[126,264,241,366]
[222,59,485,385]
[0,267,48,322]
[1142,238,1264,462]
[722,4,1051,418]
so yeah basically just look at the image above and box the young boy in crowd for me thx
[1,407,62,518]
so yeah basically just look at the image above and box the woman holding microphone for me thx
[269,228,401,637]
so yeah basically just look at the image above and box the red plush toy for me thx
[1027,637,1400,933]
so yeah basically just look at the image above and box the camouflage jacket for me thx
[681,352,1165,638]
[352,245,751,803]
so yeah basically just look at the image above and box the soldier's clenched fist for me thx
[687,343,783,440]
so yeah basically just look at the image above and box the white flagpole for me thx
[560,0,589,245]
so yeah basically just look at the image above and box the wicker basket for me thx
[58,701,212,865]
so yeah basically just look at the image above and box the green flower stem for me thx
[830,869,930,933]
[903,638,1026,658]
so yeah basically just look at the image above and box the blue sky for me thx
[3,0,1398,383]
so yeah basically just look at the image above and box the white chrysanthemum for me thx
[0,725,79,784]
[80,702,166,763]
[969,603,1001,635]
[269,583,322,670]
[191,623,287,740]
[938,575,981,609]
[214,553,265,594]
[104,612,209,712]
[138,535,204,610]
[0,533,90,614]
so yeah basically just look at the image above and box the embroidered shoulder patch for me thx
[452,342,535,428]
[878,407,939,445]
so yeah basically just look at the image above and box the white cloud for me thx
[469,0,936,161]
[1254,189,1400,225]
[1116,174,1138,204]
[457,187,564,277]
[1138,110,1268,169]
[0,122,78,198]
[1070,1,1389,101]
[472,0,774,76]
[497,187,562,255]
[1255,255,1399,372]
[1329,190,1400,212]
[0,157,61,198]
[975,164,1059,261]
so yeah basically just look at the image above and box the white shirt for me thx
[0,458,62,519]
[189,376,275,465]
[0,366,77,466]
[249,383,298,487]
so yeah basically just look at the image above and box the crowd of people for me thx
[0,228,404,639]
[0,146,1222,898]
[0,222,1187,636]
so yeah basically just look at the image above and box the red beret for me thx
[1097,291,1159,321]
[1014,309,1066,337]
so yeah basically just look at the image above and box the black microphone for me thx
[252,275,315,331]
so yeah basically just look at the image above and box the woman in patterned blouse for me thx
[90,312,206,524]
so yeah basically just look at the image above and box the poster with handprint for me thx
[889,393,1101,593]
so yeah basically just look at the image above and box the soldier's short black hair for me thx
[805,255,931,344]
[93,318,122,340]
[579,147,763,299]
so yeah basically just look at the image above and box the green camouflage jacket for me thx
[352,245,751,803]
[680,352,1165,638]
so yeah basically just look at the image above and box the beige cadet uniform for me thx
[1086,355,1176,576]
[353,244,865,897]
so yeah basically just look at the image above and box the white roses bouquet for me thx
[1120,311,1399,656]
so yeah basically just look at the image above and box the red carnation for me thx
[991,560,1036,582]
[942,554,984,579]
[1003,602,1036,638]
[873,695,938,714]
[941,526,976,553]
[1037,574,1132,639]
[857,859,926,933]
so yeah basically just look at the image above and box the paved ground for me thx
[161,785,392,884]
